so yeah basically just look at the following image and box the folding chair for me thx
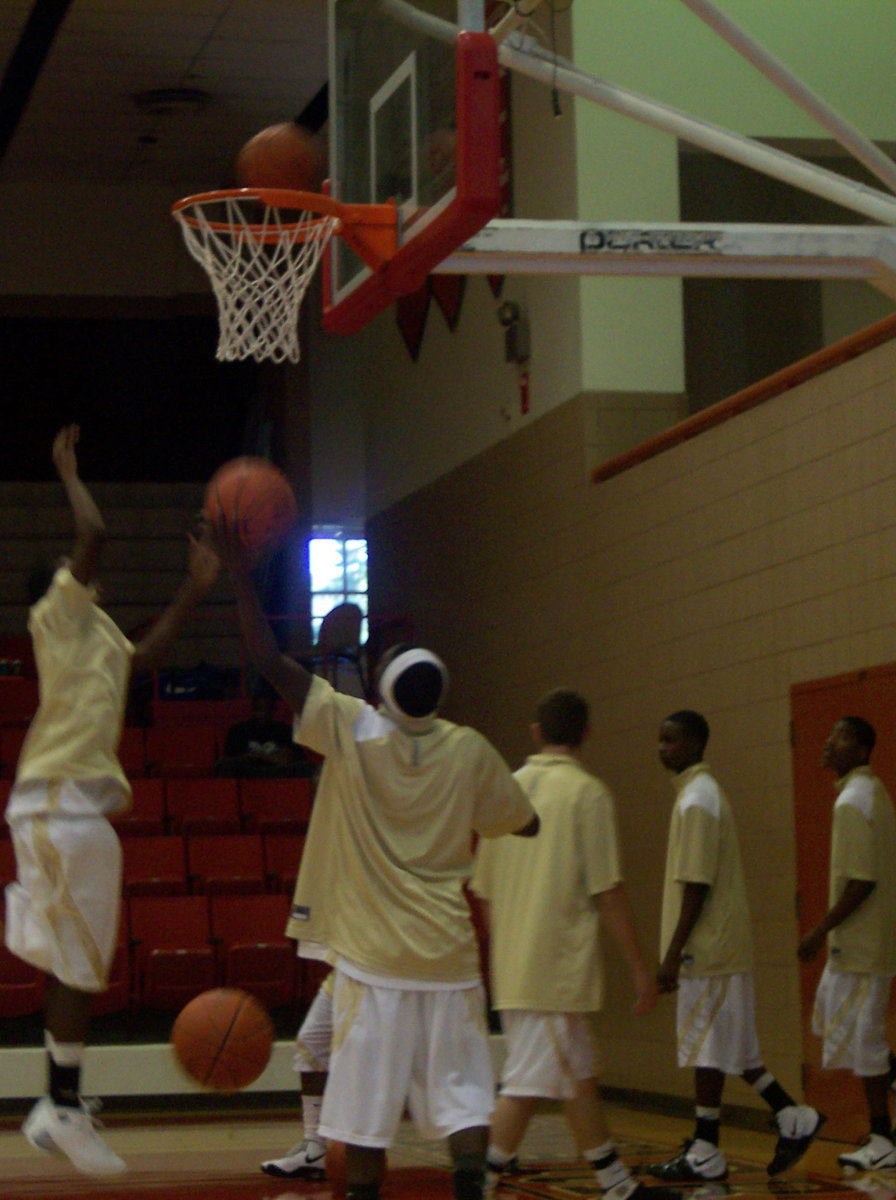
[127,894,215,1010]
[186,834,266,895]
[209,892,295,1009]
[239,777,313,835]
[166,778,241,836]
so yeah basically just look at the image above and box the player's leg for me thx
[485,1010,536,1185]
[261,969,334,1178]
[316,972,412,1200]
[564,1074,678,1200]
[817,966,896,1171]
[409,983,495,1200]
[648,976,731,1182]
[448,1124,490,1200]
[9,809,127,1177]
[742,1063,824,1175]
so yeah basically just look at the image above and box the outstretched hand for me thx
[205,514,255,578]
[187,525,221,593]
[52,425,80,481]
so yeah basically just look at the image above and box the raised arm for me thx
[211,518,314,717]
[52,425,106,586]
[131,527,220,674]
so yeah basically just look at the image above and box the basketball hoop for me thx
[171,189,397,364]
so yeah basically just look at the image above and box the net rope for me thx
[174,194,339,364]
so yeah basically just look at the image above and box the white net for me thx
[173,193,339,364]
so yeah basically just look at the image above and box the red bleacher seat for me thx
[128,895,215,1010]
[209,892,295,1008]
[118,726,146,777]
[121,835,188,897]
[166,778,241,836]
[186,834,266,895]
[90,931,130,1017]
[0,777,13,819]
[0,726,28,779]
[145,724,217,777]
[239,777,313,834]
[0,838,17,887]
[0,897,45,1017]
[0,678,39,726]
[0,942,45,1017]
[111,778,166,837]
[299,958,332,1008]
[262,833,305,896]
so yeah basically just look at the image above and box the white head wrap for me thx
[379,647,449,733]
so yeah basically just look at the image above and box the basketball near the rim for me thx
[235,122,324,191]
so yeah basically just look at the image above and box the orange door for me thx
[790,663,896,1142]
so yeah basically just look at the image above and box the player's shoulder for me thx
[678,767,722,817]
[835,770,876,820]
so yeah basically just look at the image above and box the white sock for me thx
[487,1145,514,1170]
[587,1139,632,1191]
[45,1031,83,1067]
[301,1090,324,1145]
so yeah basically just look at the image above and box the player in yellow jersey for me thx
[5,426,219,1178]
[214,520,538,1200]
[649,710,823,1182]
[799,716,896,1172]
[471,689,676,1200]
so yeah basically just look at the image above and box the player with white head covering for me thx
[212,518,538,1200]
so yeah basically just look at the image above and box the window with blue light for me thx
[308,528,368,642]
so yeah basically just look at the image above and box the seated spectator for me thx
[217,681,309,778]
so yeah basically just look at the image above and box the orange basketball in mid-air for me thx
[235,122,324,191]
[171,988,274,1092]
[204,456,297,553]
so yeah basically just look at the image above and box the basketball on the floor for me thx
[204,456,297,553]
[235,122,324,191]
[170,988,274,1092]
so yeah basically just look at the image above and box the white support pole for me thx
[489,0,544,46]
[678,0,896,195]
[499,42,896,226]
[457,1,484,34]
[374,0,896,225]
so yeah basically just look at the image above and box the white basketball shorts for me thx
[317,970,494,1148]
[812,960,893,1077]
[294,969,335,1073]
[5,810,122,992]
[499,1010,599,1100]
[676,972,763,1075]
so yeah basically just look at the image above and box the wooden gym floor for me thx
[0,1098,890,1200]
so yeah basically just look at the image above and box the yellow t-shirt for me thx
[659,762,753,977]
[10,567,132,813]
[828,766,896,976]
[471,753,622,1012]
[287,676,535,983]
